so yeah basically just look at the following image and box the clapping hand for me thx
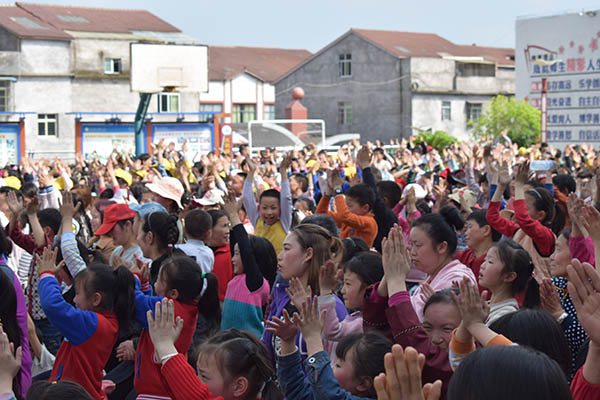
[452,277,489,331]
[296,296,327,355]
[264,309,299,344]
[382,226,411,296]
[286,277,310,309]
[147,298,184,362]
[6,191,23,216]
[319,260,338,295]
[374,345,442,400]
[567,259,600,344]
[35,246,64,275]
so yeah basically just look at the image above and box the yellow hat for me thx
[4,176,21,190]
[518,147,531,156]
[114,168,132,186]
[306,160,317,169]
[132,169,147,179]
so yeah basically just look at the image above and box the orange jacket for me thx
[317,195,378,247]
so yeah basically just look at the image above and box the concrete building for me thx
[275,29,515,142]
[0,3,310,162]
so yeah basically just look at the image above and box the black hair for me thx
[74,264,136,340]
[552,174,576,194]
[0,223,13,256]
[99,187,114,199]
[492,239,539,306]
[341,237,369,264]
[525,187,564,235]
[247,235,277,288]
[295,197,316,213]
[138,153,151,162]
[489,308,572,378]
[184,209,213,240]
[423,287,459,314]
[466,209,501,242]
[344,251,383,288]
[412,207,462,255]
[345,184,376,211]
[301,214,340,238]
[159,255,221,328]
[259,188,281,205]
[116,217,135,229]
[376,181,402,209]
[130,182,150,204]
[27,380,94,400]
[0,186,21,199]
[447,346,572,400]
[142,212,180,252]
[0,269,21,396]
[291,173,309,192]
[559,227,571,243]
[416,199,431,215]
[21,182,38,198]
[334,331,393,398]
[208,209,228,228]
[37,208,62,236]
[198,329,282,400]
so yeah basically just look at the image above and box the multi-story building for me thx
[275,28,515,142]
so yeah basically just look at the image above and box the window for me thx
[159,92,180,113]
[264,104,275,120]
[456,62,495,77]
[466,103,482,122]
[38,114,57,136]
[57,15,89,23]
[104,58,121,74]
[233,104,256,123]
[9,17,47,30]
[338,102,352,125]
[199,103,223,122]
[0,81,8,112]
[441,101,451,121]
[338,54,352,77]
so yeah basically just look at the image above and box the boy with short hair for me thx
[316,170,378,247]
[176,209,214,274]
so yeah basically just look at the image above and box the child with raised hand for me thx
[242,153,293,255]
[0,326,23,400]
[316,169,378,247]
[486,160,558,281]
[478,238,539,325]
[221,192,276,338]
[266,295,392,400]
[147,299,281,400]
[36,247,136,400]
[132,255,220,399]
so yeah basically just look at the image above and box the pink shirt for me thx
[411,259,477,321]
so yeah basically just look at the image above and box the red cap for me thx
[94,203,136,236]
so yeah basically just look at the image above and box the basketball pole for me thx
[134,93,152,157]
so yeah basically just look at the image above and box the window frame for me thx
[264,104,275,120]
[232,103,257,123]
[0,81,8,112]
[104,58,122,75]
[338,54,352,78]
[466,102,482,123]
[441,101,452,121]
[38,113,57,136]
[199,103,223,122]
[158,92,181,113]
[338,101,353,125]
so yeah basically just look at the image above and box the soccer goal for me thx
[245,119,326,150]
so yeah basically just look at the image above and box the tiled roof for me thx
[16,2,180,33]
[353,29,515,66]
[208,46,312,82]
[0,5,72,39]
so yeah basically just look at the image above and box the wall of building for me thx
[275,33,403,142]
[71,38,131,78]
[19,40,71,75]
[411,93,493,140]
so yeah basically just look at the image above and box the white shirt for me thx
[176,239,215,274]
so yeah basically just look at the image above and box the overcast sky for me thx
[24,0,600,52]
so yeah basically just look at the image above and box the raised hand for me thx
[264,309,299,343]
[245,155,257,175]
[567,259,600,344]
[286,277,311,309]
[452,277,489,330]
[59,191,81,221]
[279,152,293,175]
[382,226,411,296]
[147,298,184,362]
[373,345,442,400]
[35,246,64,275]
[496,161,511,186]
[25,195,40,216]
[581,205,600,243]
[419,282,435,304]
[6,190,23,216]
[356,144,372,170]
[296,295,327,353]
[539,278,564,320]
[222,191,242,224]
[319,260,338,295]
[513,161,531,186]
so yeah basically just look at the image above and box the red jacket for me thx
[134,299,199,399]
[362,289,452,398]
[212,243,234,303]
[571,366,600,399]
[161,354,223,400]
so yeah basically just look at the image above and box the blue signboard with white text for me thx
[151,123,214,162]
[0,124,20,165]
[81,124,146,160]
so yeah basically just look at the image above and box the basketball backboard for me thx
[130,43,208,93]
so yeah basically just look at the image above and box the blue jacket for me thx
[277,349,373,400]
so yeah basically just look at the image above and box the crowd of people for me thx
[1,135,600,400]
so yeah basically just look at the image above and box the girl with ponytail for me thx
[133,255,219,399]
[263,223,348,365]
[479,238,539,325]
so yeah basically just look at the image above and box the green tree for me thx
[471,95,541,147]
[417,130,457,152]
